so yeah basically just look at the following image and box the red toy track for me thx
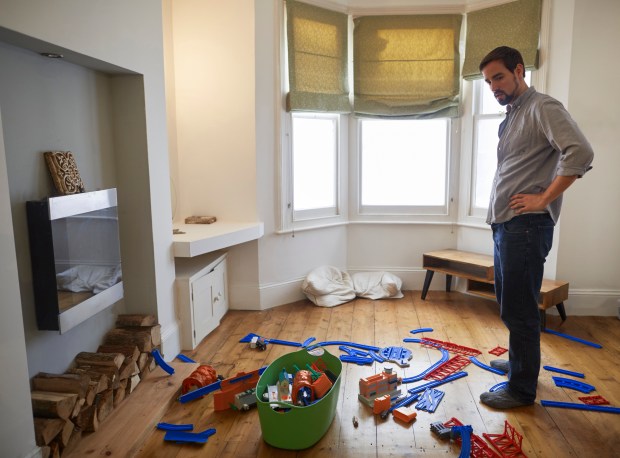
[421,338,482,356]
[578,395,610,405]
[482,420,528,457]
[489,346,508,356]
[424,355,471,381]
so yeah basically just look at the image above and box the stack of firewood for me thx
[31,314,161,457]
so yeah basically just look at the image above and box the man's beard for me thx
[494,90,515,106]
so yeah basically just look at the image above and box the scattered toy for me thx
[379,346,412,367]
[415,388,445,413]
[578,395,610,405]
[469,356,506,375]
[543,365,585,378]
[543,329,602,349]
[410,327,433,334]
[424,354,471,380]
[541,400,620,414]
[163,428,216,444]
[552,376,595,394]
[419,338,481,356]
[182,365,218,395]
[152,349,175,375]
[393,406,417,424]
[176,354,196,363]
[482,420,527,457]
[352,416,359,428]
[157,422,193,431]
[488,346,508,356]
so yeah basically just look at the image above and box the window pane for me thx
[292,116,337,211]
[473,117,501,208]
[361,119,447,206]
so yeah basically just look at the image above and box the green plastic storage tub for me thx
[256,347,342,450]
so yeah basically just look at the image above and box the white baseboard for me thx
[230,271,620,318]
[160,319,181,361]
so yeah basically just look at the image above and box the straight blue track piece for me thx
[543,365,585,378]
[176,354,196,363]
[340,355,374,365]
[541,400,620,414]
[179,380,222,403]
[552,376,595,393]
[543,328,602,349]
[410,327,433,334]
[152,349,175,375]
[415,388,445,413]
[157,422,194,431]
[239,333,302,347]
[164,428,216,444]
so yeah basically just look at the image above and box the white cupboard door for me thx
[211,260,227,322]
[191,271,215,345]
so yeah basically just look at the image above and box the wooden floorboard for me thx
[133,292,619,458]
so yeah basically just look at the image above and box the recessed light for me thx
[40,52,64,59]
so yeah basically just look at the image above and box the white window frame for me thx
[349,116,458,223]
[279,112,348,232]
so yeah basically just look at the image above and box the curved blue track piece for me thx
[469,356,507,375]
[543,329,602,349]
[301,337,316,347]
[306,340,381,352]
[541,400,620,414]
[402,347,450,384]
[152,349,175,375]
[543,365,585,378]
[552,376,595,393]
[489,381,509,392]
[157,422,194,431]
[451,425,473,458]
[340,355,374,365]
[410,327,434,334]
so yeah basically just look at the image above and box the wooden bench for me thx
[421,249,568,329]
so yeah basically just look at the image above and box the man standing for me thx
[478,46,594,409]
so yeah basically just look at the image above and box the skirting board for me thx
[230,271,620,317]
[160,319,181,362]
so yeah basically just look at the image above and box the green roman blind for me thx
[286,0,350,112]
[353,14,462,118]
[463,0,542,80]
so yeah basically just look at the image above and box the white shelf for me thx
[172,221,264,257]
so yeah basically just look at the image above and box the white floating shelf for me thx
[172,221,264,257]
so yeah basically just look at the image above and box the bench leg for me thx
[556,302,567,322]
[421,270,434,300]
[446,274,453,293]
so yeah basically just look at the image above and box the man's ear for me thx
[515,63,525,79]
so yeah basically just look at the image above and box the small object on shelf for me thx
[173,228,185,234]
[44,151,86,195]
[185,215,217,224]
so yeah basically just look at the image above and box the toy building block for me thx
[359,368,401,406]
[213,367,266,411]
[232,388,257,411]
[578,395,610,405]
[420,338,482,356]
[393,406,417,424]
[312,373,333,399]
[482,420,527,458]
[424,355,471,381]
[373,395,391,415]
[489,346,508,356]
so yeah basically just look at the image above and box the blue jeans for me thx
[491,213,554,402]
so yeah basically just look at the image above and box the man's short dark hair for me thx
[479,46,525,73]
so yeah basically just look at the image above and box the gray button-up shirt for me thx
[487,87,594,224]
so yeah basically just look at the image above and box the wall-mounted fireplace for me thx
[26,188,123,333]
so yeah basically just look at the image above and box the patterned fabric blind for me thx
[463,0,542,80]
[353,14,462,118]
[286,0,350,112]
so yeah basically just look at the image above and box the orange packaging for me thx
[372,395,391,415]
[312,373,333,399]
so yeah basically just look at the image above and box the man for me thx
[478,46,594,409]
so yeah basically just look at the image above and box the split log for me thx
[49,441,60,458]
[32,372,90,399]
[60,419,74,448]
[70,398,85,419]
[31,391,77,420]
[97,344,140,363]
[137,352,148,372]
[127,374,141,395]
[33,418,64,446]
[114,379,128,407]
[39,445,51,458]
[74,351,125,369]
[119,360,139,380]
[104,328,152,352]
[95,389,114,424]
[75,405,98,432]
[71,366,119,390]
[67,367,109,394]
[115,314,156,327]
[115,325,161,347]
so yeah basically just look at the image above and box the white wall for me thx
[0,1,176,455]
[555,0,620,315]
